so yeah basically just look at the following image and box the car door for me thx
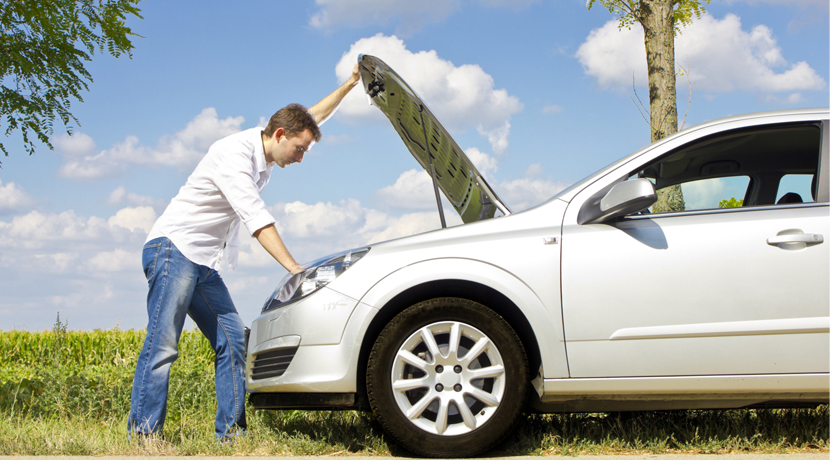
[559,119,829,378]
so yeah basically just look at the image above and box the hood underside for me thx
[358,55,511,223]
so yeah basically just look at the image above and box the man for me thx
[128,64,361,439]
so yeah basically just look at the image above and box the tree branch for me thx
[626,72,651,127]
[677,58,695,131]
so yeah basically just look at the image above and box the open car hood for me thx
[358,55,511,223]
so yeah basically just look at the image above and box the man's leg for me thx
[188,267,247,438]
[128,238,199,435]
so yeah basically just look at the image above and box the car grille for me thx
[251,346,298,380]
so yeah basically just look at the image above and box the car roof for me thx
[550,107,829,204]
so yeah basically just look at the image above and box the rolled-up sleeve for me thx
[212,146,276,236]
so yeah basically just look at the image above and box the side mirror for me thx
[577,178,657,225]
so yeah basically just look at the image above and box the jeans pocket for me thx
[142,238,165,282]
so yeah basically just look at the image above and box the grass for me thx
[1,316,827,456]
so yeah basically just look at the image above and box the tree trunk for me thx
[641,0,685,212]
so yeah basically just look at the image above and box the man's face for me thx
[273,129,315,168]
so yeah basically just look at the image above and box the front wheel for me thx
[367,298,528,457]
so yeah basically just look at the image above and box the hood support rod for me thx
[419,105,447,229]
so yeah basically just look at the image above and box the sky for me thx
[0,0,827,331]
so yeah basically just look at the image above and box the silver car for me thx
[246,55,829,457]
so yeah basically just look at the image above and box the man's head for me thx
[262,104,322,168]
[264,103,321,142]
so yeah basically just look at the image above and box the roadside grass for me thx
[498,407,828,455]
[1,322,827,456]
[0,411,391,456]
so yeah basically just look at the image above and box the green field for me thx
[1,319,827,456]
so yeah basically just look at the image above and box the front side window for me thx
[630,123,822,215]
[680,176,752,210]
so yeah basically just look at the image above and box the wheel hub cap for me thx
[391,321,506,436]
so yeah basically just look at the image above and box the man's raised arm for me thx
[308,63,361,125]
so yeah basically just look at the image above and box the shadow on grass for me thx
[493,406,830,456]
[255,409,393,454]
[252,406,828,457]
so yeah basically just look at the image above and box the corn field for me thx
[0,319,217,424]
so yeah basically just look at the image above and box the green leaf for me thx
[0,0,143,161]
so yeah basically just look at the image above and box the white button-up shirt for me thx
[146,128,276,270]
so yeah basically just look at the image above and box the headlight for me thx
[261,247,370,313]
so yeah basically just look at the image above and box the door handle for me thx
[767,233,823,246]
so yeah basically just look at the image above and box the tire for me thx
[367,297,528,457]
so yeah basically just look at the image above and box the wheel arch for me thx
[355,277,543,402]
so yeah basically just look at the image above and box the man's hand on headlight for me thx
[254,224,302,275]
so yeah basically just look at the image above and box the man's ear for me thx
[274,127,285,141]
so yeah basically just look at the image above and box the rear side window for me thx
[775,174,815,204]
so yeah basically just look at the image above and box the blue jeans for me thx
[128,237,247,438]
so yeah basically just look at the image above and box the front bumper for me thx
[249,392,358,410]
[246,286,378,394]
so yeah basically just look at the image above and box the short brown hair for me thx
[264,103,321,142]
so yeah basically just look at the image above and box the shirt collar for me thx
[252,128,271,172]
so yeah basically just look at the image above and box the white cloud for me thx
[474,0,537,9]
[49,281,116,309]
[108,186,126,205]
[0,173,565,330]
[310,0,461,35]
[375,169,435,210]
[108,186,168,212]
[309,0,539,34]
[726,0,827,7]
[56,108,246,181]
[335,34,523,153]
[499,177,570,212]
[374,145,564,213]
[576,14,825,98]
[465,147,498,179]
[0,179,35,212]
[277,199,366,239]
[0,210,112,249]
[155,108,245,167]
[681,178,727,210]
[680,177,752,210]
[107,206,157,234]
[33,252,79,273]
[374,148,498,211]
[367,212,448,244]
[88,248,139,272]
[237,237,276,268]
[323,133,359,146]
[477,121,512,155]
[265,198,456,263]
[497,164,570,211]
[373,146,565,215]
[0,207,154,329]
[0,208,150,255]
[226,275,270,293]
[542,104,563,114]
[53,132,97,155]
[0,206,150,324]
[765,93,805,105]
[54,132,118,180]
[525,163,544,178]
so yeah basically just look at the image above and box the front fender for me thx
[355,258,569,379]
